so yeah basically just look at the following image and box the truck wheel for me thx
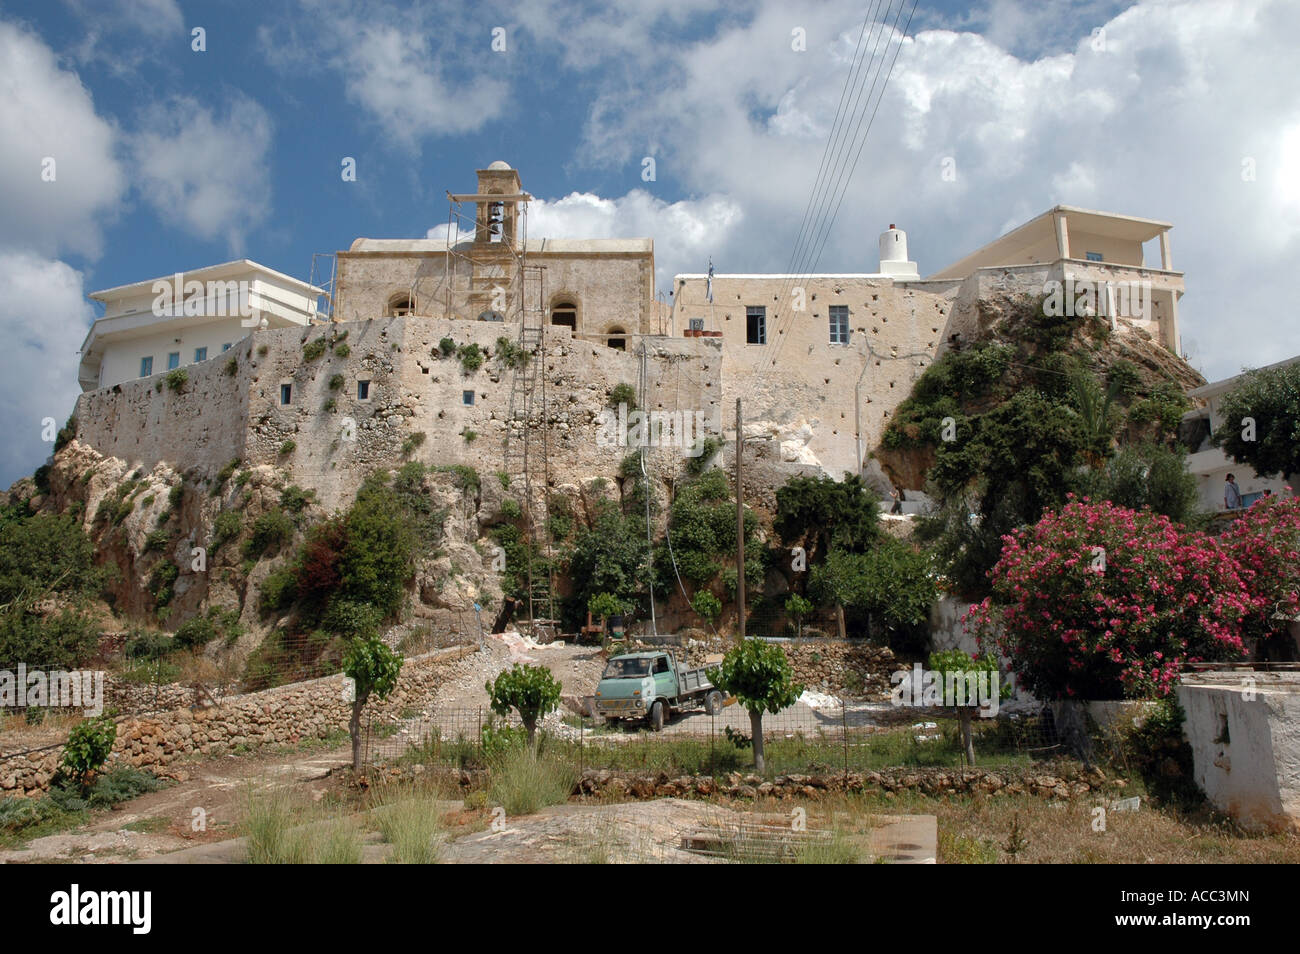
[650,701,665,732]
[704,690,723,715]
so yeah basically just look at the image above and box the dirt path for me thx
[0,741,353,864]
[429,634,606,713]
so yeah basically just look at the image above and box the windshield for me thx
[602,658,652,679]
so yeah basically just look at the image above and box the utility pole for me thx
[640,341,657,636]
[735,397,745,642]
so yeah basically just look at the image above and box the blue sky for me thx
[2,0,1299,485]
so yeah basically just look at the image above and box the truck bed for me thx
[677,666,714,696]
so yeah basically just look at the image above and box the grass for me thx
[369,781,448,864]
[488,746,579,817]
[242,787,363,864]
[392,718,1040,779]
[763,788,1300,865]
[122,816,170,834]
[793,829,867,864]
[0,767,167,849]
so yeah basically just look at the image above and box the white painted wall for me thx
[1178,672,1300,832]
[98,319,254,388]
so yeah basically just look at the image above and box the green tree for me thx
[1212,362,1300,482]
[1067,370,1123,469]
[588,591,630,634]
[567,509,646,620]
[339,477,416,618]
[707,639,803,774]
[775,473,879,560]
[808,539,937,641]
[1073,442,1200,524]
[60,715,117,785]
[0,512,101,605]
[485,663,563,750]
[342,634,403,772]
[784,593,812,637]
[691,589,722,625]
[919,389,1087,597]
[927,650,1008,765]
[0,511,103,668]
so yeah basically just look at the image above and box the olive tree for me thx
[486,663,563,750]
[708,638,803,774]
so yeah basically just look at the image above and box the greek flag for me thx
[706,259,714,303]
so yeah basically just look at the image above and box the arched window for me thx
[607,326,626,351]
[551,300,577,330]
[386,292,415,317]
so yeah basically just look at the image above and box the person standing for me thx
[1224,473,1242,510]
[889,486,905,514]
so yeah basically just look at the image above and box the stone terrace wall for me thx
[663,637,901,700]
[0,645,474,797]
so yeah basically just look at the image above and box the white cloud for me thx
[64,0,184,38]
[0,253,94,487]
[61,0,186,77]
[340,24,508,143]
[129,94,274,253]
[260,2,509,145]
[428,190,744,292]
[0,20,125,259]
[526,0,1300,380]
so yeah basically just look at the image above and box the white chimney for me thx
[878,223,919,278]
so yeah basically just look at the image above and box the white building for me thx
[1182,354,1299,511]
[78,260,324,391]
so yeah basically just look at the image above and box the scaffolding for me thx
[442,190,557,632]
[308,252,337,322]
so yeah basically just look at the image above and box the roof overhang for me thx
[89,259,324,302]
[1189,353,1300,400]
[927,205,1173,280]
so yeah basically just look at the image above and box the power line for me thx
[775,0,887,297]
[774,0,902,313]
[747,0,919,401]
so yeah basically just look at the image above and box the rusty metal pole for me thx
[735,397,745,643]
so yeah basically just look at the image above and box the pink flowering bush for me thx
[1218,495,1300,641]
[965,497,1256,700]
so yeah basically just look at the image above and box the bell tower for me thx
[474,161,524,247]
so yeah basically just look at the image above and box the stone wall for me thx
[334,246,655,337]
[0,645,473,797]
[666,636,901,700]
[567,765,1117,801]
[71,316,722,512]
[673,274,959,489]
[74,335,257,480]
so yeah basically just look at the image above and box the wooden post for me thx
[736,397,745,642]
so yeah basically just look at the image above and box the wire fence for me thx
[363,703,1062,777]
[0,615,483,725]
